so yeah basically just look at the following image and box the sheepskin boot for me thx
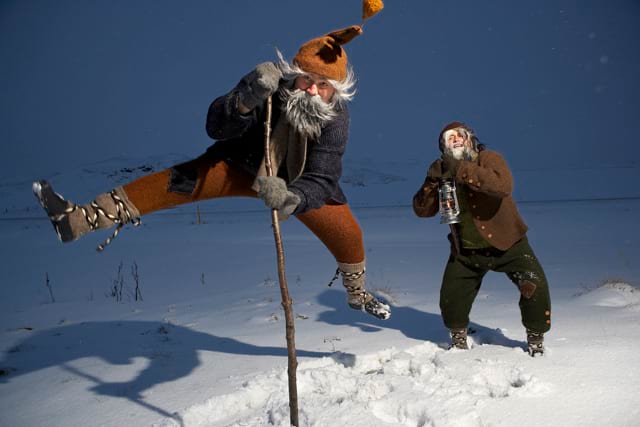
[33,180,140,251]
[337,261,391,320]
[449,328,469,350]
[526,329,545,357]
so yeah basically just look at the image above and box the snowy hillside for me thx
[3,0,640,424]
[1,157,639,426]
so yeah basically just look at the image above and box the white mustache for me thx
[280,88,336,139]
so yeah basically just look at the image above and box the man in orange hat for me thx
[413,122,551,355]
[33,26,391,320]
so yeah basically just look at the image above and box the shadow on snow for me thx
[0,290,524,424]
[0,320,331,424]
[316,288,525,349]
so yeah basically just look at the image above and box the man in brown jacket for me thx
[413,122,551,356]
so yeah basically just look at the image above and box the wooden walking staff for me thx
[263,95,300,426]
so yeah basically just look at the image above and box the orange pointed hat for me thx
[293,0,384,81]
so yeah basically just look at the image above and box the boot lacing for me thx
[526,329,544,355]
[342,269,366,298]
[62,190,140,252]
[338,268,367,304]
[327,267,367,301]
[450,328,469,349]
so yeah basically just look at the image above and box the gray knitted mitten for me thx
[238,62,282,111]
[256,176,300,219]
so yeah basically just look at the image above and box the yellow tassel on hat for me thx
[362,0,384,22]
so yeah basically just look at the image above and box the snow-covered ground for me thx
[1,159,639,426]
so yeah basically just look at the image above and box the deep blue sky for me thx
[2,0,639,181]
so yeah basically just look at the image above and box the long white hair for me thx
[275,49,357,107]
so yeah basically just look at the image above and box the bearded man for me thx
[33,25,391,321]
[413,122,551,355]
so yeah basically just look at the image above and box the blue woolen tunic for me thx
[205,82,350,215]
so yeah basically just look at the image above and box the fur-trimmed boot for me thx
[526,329,545,357]
[33,180,140,251]
[449,328,469,350]
[337,261,391,320]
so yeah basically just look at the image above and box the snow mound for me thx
[154,343,550,427]
[578,281,640,308]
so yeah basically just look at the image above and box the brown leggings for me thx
[123,159,365,264]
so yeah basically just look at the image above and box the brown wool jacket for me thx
[412,150,528,251]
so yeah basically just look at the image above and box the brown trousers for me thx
[123,159,365,264]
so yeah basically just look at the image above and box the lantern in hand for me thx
[438,179,461,225]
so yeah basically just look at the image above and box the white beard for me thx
[449,146,466,160]
[445,144,477,161]
[279,87,336,139]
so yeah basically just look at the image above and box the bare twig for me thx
[45,272,55,303]
[110,261,124,302]
[131,261,142,301]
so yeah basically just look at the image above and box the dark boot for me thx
[337,261,391,320]
[33,180,140,250]
[526,329,545,357]
[449,328,469,350]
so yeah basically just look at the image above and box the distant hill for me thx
[2,154,638,218]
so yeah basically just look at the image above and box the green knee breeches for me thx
[439,236,551,333]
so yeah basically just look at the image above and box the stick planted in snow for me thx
[263,95,299,426]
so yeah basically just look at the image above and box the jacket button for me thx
[487,233,493,238]
[472,205,477,209]
[468,178,474,184]
[480,225,485,230]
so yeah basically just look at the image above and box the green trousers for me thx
[440,236,551,333]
